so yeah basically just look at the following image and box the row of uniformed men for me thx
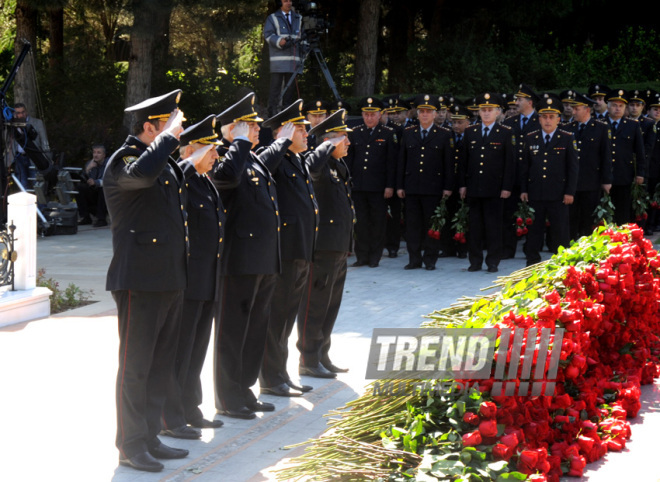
[103,89,355,473]
[303,82,657,271]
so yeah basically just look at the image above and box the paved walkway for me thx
[1,225,658,481]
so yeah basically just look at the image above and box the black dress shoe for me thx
[467,265,481,272]
[457,252,467,259]
[351,260,367,267]
[78,216,92,225]
[119,452,164,472]
[93,219,108,227]
[217,406,256,419]
[425,265,436,271]
[300,363,337,378]
[188,418,224,429]
[388,250,398,258]
[286,379,313,392]
[322,361,349,373]
[487,266,498,273]
[261,383,303,397]
[369,262,379,268]
[160,425,201,439]
[247,400,275,412]
[438,252,453,258]
[148,443,189,459]
[404,263,422,270]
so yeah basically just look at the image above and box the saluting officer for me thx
[211,93,290,420]
[502,83,540,259]
[459,92,515,273]
[104,90,190,472]
[297,110,354,378]
[605,89,646,225]
[397,94,454,270]
[160,116,225,438]
[565,92,612,239]
[346,97,397,267]
[520,93,579,266]
[258,99,332,397]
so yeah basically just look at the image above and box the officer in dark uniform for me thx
[565,92,612,239]
[160,115,225,438]
[397,94,454,270]
[211,93,290,419]
[297,109,354,378]
[502,83,540,259]
[435,94,453,129]
[104,90,190,472]
[560,90,575,124]
[346,97,397,267]
[258,100,335,396]
[588,84,610,120]
[381,95,405,257]
[605,89,646,225]
[459,92,515,273]
[304,98,330,153]
[520,94,579,266]
[645,89,660,231]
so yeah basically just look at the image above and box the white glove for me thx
[184,144,215,165]
[329,135,346,146]
[232,121,250,139]
[277,122,296,141]
[163,109,184,138]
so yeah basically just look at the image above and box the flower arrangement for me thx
[513,202,535,237]
[428,198,448,240]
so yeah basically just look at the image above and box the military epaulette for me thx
[465,124,480,131]
[628,117,639,123]
[404,125,417,131]
[499,123,513,130]
[439,126,452,133]
[594,118,608,125]
[525,129,542,138]
[557,128,573,136]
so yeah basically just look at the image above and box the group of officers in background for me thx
[104,81,657,473]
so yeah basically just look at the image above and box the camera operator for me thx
[264,0,302,117]
[3,103,50,189]
[77,144,109,227]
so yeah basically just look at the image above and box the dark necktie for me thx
[521,117,528,130]
[483,126,489,139]
[578,124,585,136]
[286,13,292,30]
[612,121,618,132]
[544,134,551,147]
[421,129,427,140]
[457,134,463,143]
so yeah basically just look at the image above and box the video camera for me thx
[294,1,332,44]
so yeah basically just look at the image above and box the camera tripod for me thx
[280,39,341,108]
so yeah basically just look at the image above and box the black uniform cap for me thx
[217,92,264,126]
[414,94,440,110]
[180,115,222,147]
[537,93,563,114]
[330,99,352,114]
[304,99,330,115]
[125,89,182,124]
[476,92,504,108]
[629,89,646,103]
[571,92,596,107]
[502,93,517,107]
[605,89,629,104]
[382,94,407,113]
[588,83,610,98]
[450,102,471,120]
[308,109,353,137]
[560,90,576,103]
[263,99,310,130]
[646,89,660,108]
[438,94,454,109]
[358,96,384,111]
[514,83,540,103]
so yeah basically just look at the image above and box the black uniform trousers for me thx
[353,191,387,264]
[468,197,503,270]
[259,259,311,388]
[214,273,277,411]
[569,190,601,240]
[162,298,217,427]
[268,72,297,116]
[404,194,442,268]
[385,196,402,253]
[297,251,348,367]
[610,185,632,225]
[501,190,520,258]
[113,289,183,459]
[526,200,569,265]
[440,193,468,257]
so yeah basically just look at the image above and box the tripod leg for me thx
[312,48,341,102]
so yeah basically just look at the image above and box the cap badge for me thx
[619,90,624,96]
[424,94,430,101]
[485,93,491,100]
[367,97,373,104]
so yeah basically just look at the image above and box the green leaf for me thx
[487,460,510,472]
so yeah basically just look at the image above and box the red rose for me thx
[567,454,586,476]
[526,217,533,225]
[516,217,524,226]
[478,419,498,438]
[463,411,480,426]
[492,443,513,461]
[500,432,519,449]
[479,401,497,419]
[462,430,482,447]
[518,450,539,473]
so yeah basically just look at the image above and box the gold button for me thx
[219,237,222,242]
[179,188,182,194]
[421,154,424,158]
[479,171,483,174]
[165,180,169,185]
[283,222,287,226]
[277,227,280,232]
[420,169,423,172]
[268,181,271,186]
[250,233,253,237]
[200,204,204,208]
[364,166,367,169]
[480,163,483,166]
[180,205,184,210]
[315,209,318,215]
[366,152,369,155]
[543,175,547,178]
[315,227,318,231]
[293,173,296,177]
[330,219,334,223]
[421,147,425,150]
[219,222,222,226]
[152,238,157,243]
[217,253,220,258]
[185,237,189,242]
[276,210,279,215]
[185,221,188,227]
[420,162,424,165]
[481,154,484,158]
[310,194,314,199]
[271,196,274,201]
[367,145,370,148]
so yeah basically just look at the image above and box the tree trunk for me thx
[150,0,173,94]
[353,0,380,97]
[384,4,413,94]
[13,0,38,115]
[123,0,160,131]
[48,7,64,70]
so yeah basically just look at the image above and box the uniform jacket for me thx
[306,143,354,253]
[633,116,657,166]
[264,9,302,73]
[212,138,286,276]
[179,162,224,301]
[459,123,516,198]
[565,119,612,191]
[520,129,579,201]
[503,112,540,188]
[396,125,455,195]
[647,119,660,180]
[607,118,646,185]
[104,133,190,292]
[261,148,319,262]
[345,123,397,191]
